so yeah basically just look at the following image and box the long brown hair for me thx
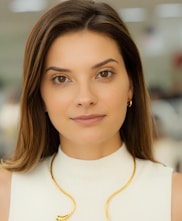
[1,0,154,172]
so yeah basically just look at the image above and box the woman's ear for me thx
[128,78,134,100]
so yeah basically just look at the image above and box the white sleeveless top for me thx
[9,144,173,221]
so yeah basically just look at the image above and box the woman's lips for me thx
[71,114,106,125]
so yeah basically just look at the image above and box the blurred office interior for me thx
[0,0,182,171]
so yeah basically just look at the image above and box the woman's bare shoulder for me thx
[0,168,12,221]
[172,172,182,221]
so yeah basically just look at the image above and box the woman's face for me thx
[41,30,133,158]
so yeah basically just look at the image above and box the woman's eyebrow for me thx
[44,58,118,74]
[91,58,119,69]
[44,66,70,73]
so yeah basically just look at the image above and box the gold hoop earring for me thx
[127,100,132,107]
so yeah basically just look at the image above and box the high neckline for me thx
[51,143,134,189]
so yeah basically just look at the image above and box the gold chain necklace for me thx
[50,150,136,221]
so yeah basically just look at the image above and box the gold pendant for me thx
[56,215,70,221]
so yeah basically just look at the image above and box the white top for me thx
[9,143,173,221]
[153,138,182,171]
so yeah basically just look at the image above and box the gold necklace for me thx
[50,151,136,221]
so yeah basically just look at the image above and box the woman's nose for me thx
[74,83,97,108]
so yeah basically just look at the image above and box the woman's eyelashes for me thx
[50,69,115,85]
[51,74,71,85]
[96,69,115,79]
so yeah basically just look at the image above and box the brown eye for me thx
[96,70,113,79]
[52,75,70,84]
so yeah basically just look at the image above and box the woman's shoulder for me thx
[136,157,173,177]
[0,168,12,221]
[172,172,182,221]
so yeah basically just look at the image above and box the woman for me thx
[0,0,182,220]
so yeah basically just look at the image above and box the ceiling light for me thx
[118,8,147,22]
[10,0,47,12]
[155,3,182,18]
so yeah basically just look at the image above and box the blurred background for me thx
[0,0,182,171]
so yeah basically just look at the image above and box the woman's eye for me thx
[52,75,70,84]
[96,70,113,79]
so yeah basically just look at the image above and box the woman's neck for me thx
[59,134,122,160]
